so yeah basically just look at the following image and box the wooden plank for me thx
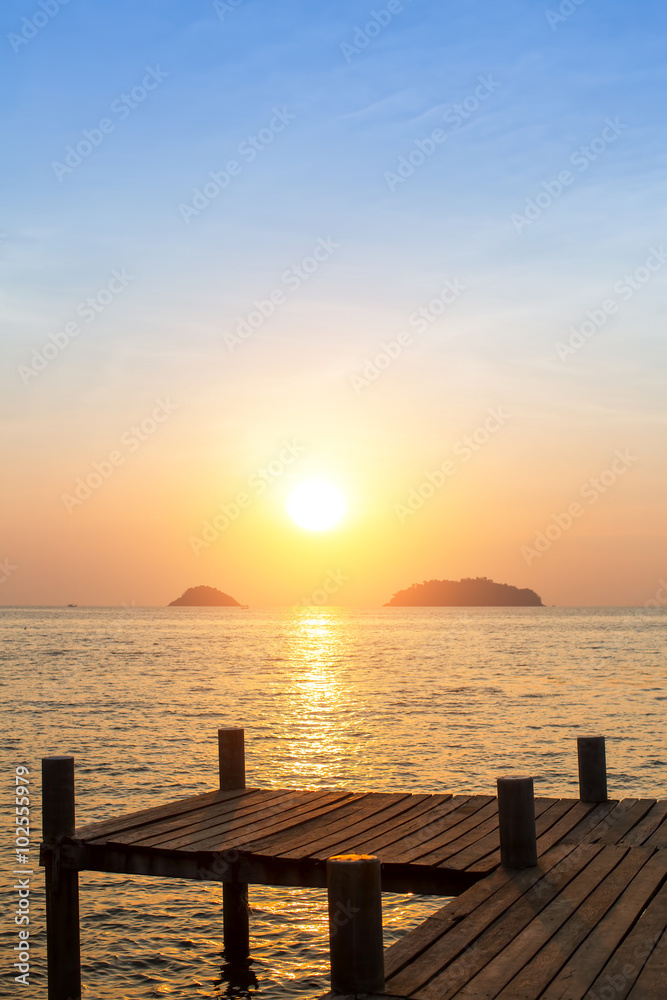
[628,928,667,999]
[596,799,657,845]
[309,794,438,860]
[320,794,453,859]
[540,849,667,999]
[239,791,378,855]
[581,799,639,843]
[419,845,628,1000]
[394,800,499,867]
[645,813,667,848]
[182,791,377,853]
[380,796,488,864]
[76,786,251,840]
[562,800,620,845]
[324,795,460,862]
[134,789,347,849]
[258,792,414,859]
[621,800,667,846]
[308,795,436,861]
[109,788,308,846]
[384,849,576,982]
[589,880,667,999]
[489,846,650,1000]
[385,843,599,999]
[534,800,599,855]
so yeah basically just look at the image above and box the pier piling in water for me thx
[326,853,384,996]
[577,734,608,802]
[497,775,538,868]
[42,755,81,1000]
[218,727,250,964]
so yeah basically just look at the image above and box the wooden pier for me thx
[40,731,667,999]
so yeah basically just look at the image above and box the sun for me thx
[286,480,346,531]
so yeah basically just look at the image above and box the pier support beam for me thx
[42,756,81,1000]
[497,776,538,869]
[218,728,249,964]
[326,854,384,996]
[578,735,608,803]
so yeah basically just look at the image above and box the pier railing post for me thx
[218,727,245,791]
[497,776,538,869]
[218,728,249,965]
[42,756,81,1000]
[578,735,608,802]
[326,853,384,995]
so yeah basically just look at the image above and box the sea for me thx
[1,606,666,999]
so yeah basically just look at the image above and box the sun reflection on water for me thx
[280,608,351,786]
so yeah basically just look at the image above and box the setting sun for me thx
[286,480,347,531]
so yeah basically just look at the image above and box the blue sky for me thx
[1,0,666,605]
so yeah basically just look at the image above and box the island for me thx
[168,586,242,607]
[385,576,543,607]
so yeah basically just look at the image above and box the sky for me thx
[1,0,666,608]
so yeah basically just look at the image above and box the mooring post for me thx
[218,727,245,791]
[218,728,249,964]
[42,755,81,1000]
[326,853,384,995]
[578,735,608,802]
[497,775,538,869]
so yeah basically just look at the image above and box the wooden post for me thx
[218,727,245,791]
[218,728,249,964]
[42,756,81,1000]
[326,853,384,995]
[497,776,538,869]
[578,735,608,802]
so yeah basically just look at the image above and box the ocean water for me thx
[1,606,666,999]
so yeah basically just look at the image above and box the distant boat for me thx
[67,603,77,607]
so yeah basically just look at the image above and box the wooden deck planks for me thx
[539,849,667,999]
[490,847,652,1000]
[621,800,667,847]
[584,871,667,999]
[106,788,315,846]
[384,843,594,998]
[136,790,352,850]
[596,799,658,846]
[77,786,249,841]
[381,797,493,865]
[185,791,369,853]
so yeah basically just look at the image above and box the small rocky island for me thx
[385,576,543,607]
[168,586,242,607]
